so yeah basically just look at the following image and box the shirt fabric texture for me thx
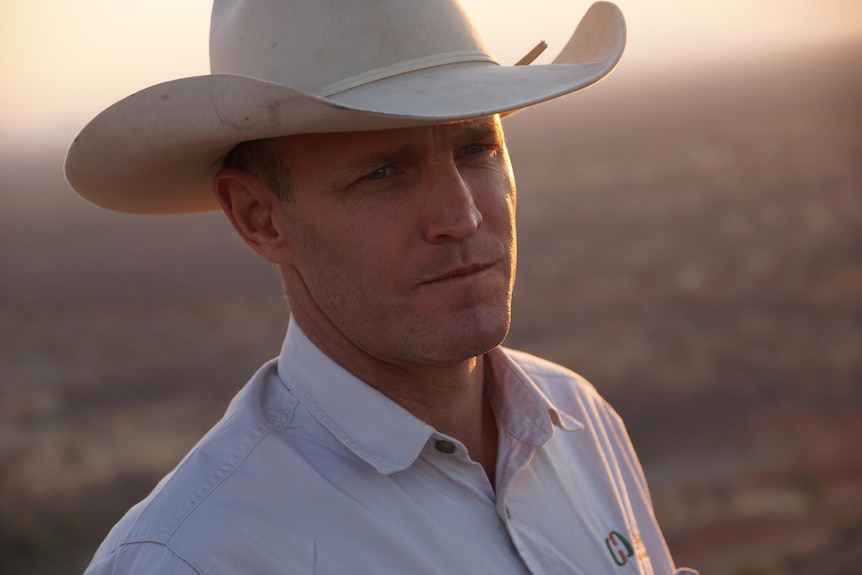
[84,320,694,574]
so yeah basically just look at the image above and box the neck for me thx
[363,354,500,490]
[293,310,500,487]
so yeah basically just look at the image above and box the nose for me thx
[421,162,483,243]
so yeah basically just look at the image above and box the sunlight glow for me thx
[1,0,860,143]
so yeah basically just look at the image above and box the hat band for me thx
[315,50,498,98]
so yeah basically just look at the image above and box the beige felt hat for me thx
[65,0,626,214]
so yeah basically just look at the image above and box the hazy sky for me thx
[2,0,860,144]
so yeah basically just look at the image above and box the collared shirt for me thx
[84,320,695,574]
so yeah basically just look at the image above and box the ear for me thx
[213,168,293,264]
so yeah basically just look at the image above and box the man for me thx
[66,1,697,573]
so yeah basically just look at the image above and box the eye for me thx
[456,142,498,160]
[365,166,391,181]
[462,143,489,155]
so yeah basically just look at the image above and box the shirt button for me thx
[434,439,456,454]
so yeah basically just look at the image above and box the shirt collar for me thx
[277,319,435,474]
[276,319,583,474]
[486,347,584,446]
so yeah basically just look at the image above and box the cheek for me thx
[284,207,394,305]
[281,204,350,288]
[476,168,517,236]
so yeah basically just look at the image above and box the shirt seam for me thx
[162,402,296,544]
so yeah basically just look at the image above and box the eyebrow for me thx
[347,144,423,173]
[457,117,501,144]
[340,117,502,174]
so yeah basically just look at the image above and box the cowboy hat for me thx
[65,0,626,214]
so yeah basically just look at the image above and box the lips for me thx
[420,261,497,285]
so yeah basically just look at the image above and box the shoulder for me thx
[88,359,299,573]
[497,346,650,488]
[499,346,603,399]
[496,346,629,429]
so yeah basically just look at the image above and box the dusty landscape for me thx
[1,41,860,574]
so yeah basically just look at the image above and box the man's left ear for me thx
[213,168,292,264]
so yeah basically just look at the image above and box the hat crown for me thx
[210,0,493,95]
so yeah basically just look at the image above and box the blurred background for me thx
[1,1,861,573]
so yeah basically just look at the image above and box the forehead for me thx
[274,116,503,164]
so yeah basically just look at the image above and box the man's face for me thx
[273,116,516,369]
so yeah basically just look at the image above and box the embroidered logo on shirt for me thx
[605,530,649,567]
[605,531,634,566]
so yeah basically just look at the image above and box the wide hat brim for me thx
[65,2,626,214]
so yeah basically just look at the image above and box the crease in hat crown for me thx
[315,51,498,98]
[209,0,495,94]
[65,0,627,214]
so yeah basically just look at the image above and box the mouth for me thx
[420,261,498,286]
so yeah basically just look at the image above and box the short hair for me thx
[223,138,293,202]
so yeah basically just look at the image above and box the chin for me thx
[425,312,511,365]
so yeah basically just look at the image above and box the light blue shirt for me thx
[84,319,693,574]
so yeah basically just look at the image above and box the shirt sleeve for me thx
[84,542,201,575]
